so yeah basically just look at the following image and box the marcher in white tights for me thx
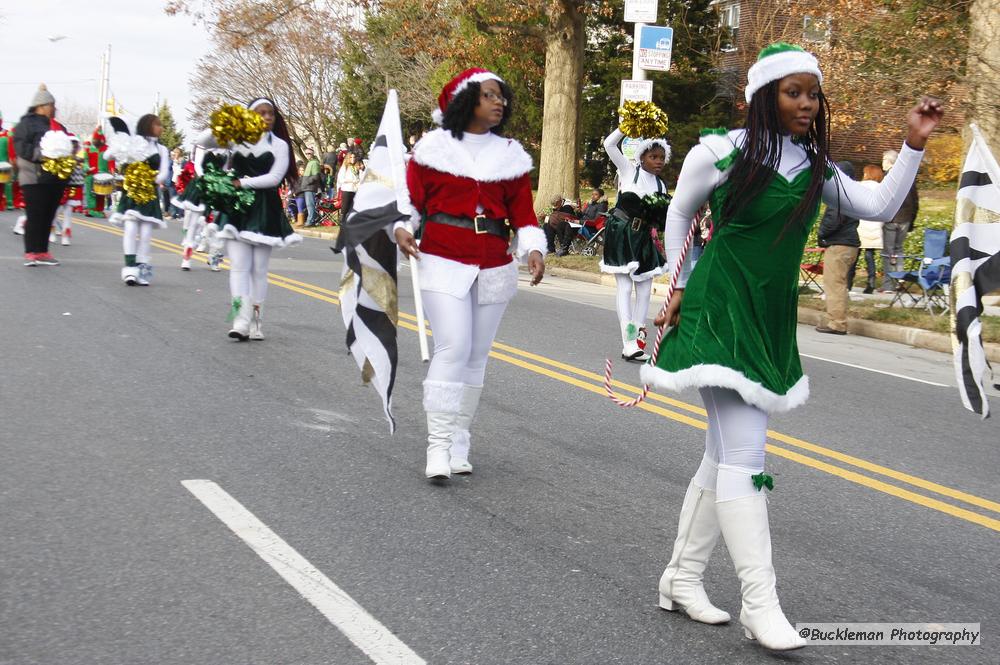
[195,97,301,339]
[394,67,547,480]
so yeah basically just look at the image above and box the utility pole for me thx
[97,44,111,130]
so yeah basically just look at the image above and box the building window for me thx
[802,15,831,43]
[714,1,740,52]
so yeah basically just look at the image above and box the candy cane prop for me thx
[604,212,701,407]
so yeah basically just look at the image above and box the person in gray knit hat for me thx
[12,84,68,265]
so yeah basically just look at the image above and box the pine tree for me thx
[157,100,185,150]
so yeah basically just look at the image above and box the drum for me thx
[113,174,125,191]
[0,161,11,184]
[93,173,115,196]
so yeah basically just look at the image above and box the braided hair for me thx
[721,80,834,237]
[248,97,298,187]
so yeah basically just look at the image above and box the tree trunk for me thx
[967,0,1000,152]
[535,0,585,212]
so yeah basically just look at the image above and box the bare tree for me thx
[188,11,345,155]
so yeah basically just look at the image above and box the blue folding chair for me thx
[886,229,949,311]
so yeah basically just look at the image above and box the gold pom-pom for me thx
[41,156,77,180]
[123,161,158,205]
[618,100,669,139]
[210,104,267,147]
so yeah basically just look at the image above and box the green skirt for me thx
[600,209,665,280]
[216,187,301,248]
[109,192,166,229]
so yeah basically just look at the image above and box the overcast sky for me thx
[1,0,211,141]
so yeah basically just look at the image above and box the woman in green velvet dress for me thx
[639,43,943,651]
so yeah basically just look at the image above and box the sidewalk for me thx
[299,225,1000,363]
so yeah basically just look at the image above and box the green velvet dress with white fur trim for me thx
[645,132,821,413]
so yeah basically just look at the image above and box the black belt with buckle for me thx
[428,212,510,239]
[611,207,646,232]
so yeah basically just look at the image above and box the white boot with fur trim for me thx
[450,384,483,474]
[121,266,140,285]
[423,380,464,479]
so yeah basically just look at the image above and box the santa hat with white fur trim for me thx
[744,43,822,103]
[432,68,503,124]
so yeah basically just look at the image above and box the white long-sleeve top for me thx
[150,139,170,186]
[231,132,289,190]
[603,129,666,196]
[665,129,924,287]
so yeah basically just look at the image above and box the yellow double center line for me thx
[74,217,1000,533]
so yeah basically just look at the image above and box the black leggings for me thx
[22,183,64,254]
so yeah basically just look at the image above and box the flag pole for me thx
[409,255,430,362]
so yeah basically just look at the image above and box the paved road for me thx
[2,211,997,665]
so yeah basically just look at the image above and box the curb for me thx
[530,265,1000,363]
[296,226,339,241]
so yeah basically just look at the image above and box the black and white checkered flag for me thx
[950,124,1000,418]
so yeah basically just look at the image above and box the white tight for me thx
[57,203,73,234]
[182,212,205,248]
[226,239,272,305]
[122,219,155,263]
[422,282,508,387]
[692,386,769,502]
[614,273,653,330]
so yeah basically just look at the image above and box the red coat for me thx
[407,128,537,270]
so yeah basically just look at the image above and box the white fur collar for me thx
[412,128,533,182]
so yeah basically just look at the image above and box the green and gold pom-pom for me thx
[41,156,77,180]
[618,100,669,139]
[210,104,267,147]
[123,161,158,205]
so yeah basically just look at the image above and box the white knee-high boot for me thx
[423,380,463,479]
[717,492,806,651]
[658,481,731,624]
[228,297,252,340]
[449,384,482,474]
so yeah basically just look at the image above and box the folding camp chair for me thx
[799,247,825,294]
[887,228,948,310]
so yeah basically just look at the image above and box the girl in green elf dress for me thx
[109,114,170,285]
[198,97,301,340]
[642,43,943,651]
[601,131,671,362]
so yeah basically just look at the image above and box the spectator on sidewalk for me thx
[816,161,859,335]
[322,144,339,196]
[579,188,608,239]
[336,150,362,220]
[542,194,577,256]
[879,149,919,291]
[853,165,885,294]
[300,147,322,227]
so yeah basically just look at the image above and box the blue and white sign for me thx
[637,25,673,72]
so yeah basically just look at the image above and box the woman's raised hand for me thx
[904,97,944,151]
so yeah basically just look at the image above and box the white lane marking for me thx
[182,479,425,665]
[800,353,950,387]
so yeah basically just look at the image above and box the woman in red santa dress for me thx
[394,68,547,480]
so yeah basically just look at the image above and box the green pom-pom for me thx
[700,127,729,137]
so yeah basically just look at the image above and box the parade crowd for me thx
[6,41,945,654]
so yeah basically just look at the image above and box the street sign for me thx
[622,137,643,162]
[624,0,657,23]
[619,79,653,107]
[637,25,673,72]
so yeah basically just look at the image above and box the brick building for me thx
[709,0,960,168]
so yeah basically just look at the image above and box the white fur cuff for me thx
[514,225,547,261]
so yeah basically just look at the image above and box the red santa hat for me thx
[92,127,106,144]
[433,68,503,125]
